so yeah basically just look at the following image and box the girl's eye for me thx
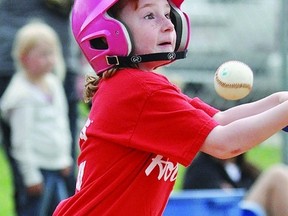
[144,12,171,20]
[144,13,154,19]
[165,13,171,19]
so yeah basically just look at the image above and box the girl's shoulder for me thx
[1,73,38,110]
[2,73,30,98]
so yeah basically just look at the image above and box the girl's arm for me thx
[201,92,288,159]
[213,92,288,125]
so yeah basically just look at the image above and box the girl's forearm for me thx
[203,97,288,159]
[214,92,288,125]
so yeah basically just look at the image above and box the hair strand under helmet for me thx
[71,0,190,75]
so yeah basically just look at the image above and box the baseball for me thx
[214,61,253,100]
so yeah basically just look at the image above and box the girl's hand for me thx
[61,166,72,177]
[26,183,43,196]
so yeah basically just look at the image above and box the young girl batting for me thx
[54,0,288,215]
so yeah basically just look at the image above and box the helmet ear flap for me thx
[170,2,190,52]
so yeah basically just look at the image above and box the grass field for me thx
[0,135,283,216]
[0,146,15,216]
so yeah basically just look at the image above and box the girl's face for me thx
[118,0,176,71]
[22,41,56,79]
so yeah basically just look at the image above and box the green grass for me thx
[0,146,15,216]
[0,139,282,215]
[246,144,281,170]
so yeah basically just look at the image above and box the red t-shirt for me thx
[54,69,219,216]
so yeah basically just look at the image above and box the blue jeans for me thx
[17,170,69,216]
[40,170,69,215]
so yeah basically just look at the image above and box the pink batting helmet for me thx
[71,0,190,75]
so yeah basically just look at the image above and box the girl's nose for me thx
[161,17,174,32]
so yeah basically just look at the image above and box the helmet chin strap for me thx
[106,50,188,67]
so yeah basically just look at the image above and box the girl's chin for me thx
[139,60,173,71]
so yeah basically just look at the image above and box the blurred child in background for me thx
[0,20,73,216]
[183,152,260,190]
[240,164,288,216]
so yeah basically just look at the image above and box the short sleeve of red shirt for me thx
[126,71,219,166]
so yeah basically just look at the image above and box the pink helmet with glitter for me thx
[71,0,190,75]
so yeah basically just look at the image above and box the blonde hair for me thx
[84,69,117,103]
[12,19,66,81]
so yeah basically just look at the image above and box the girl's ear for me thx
[20,54,26,64]
[20,53,29,68]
